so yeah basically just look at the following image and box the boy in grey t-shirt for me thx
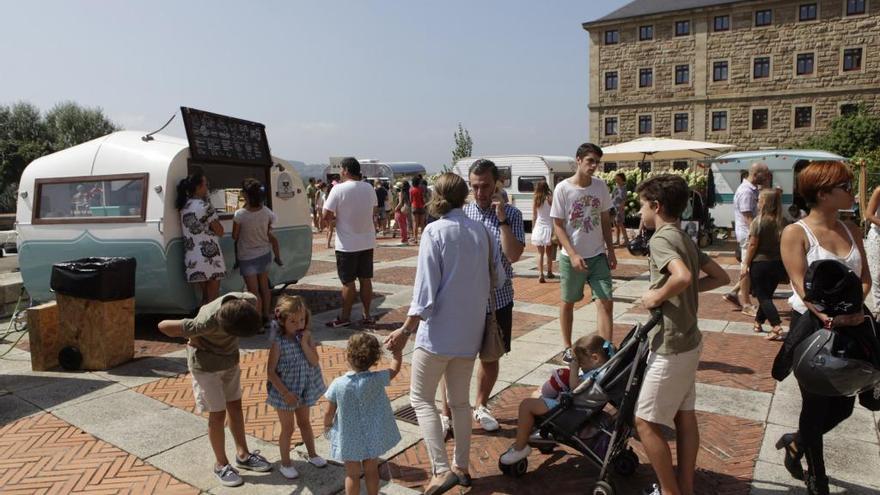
[632,175,729,495]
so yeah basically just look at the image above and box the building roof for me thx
[584,0,742,26]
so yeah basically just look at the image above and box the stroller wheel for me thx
[592,480,615,495]
[498,458,528,477]
[612,449,639,477]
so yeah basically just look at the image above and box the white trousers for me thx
[866,229,880,313]
[409,347,476,475]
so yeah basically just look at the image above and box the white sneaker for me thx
[499,445,531,465]
[307,455,327,468]
[440,415,451,437]
[473,405,499,432]
[642,483,661,495]
[279,463,299,479]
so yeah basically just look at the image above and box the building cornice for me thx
[583,0,772,30]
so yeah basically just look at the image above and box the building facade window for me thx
[751,108,769,130]
[841,103,860,116]
[605,71,618,90]
[674,113,689,133]
[675,64,690,85]
[796,53,815,75]
[843,48,863,71]
[713,61,729,81]
[675,20,690,36]
[794,106,813,128]
[714,15,730,31]
[755,9,773,26]
[847,0,867,15]
[604,30,619,45]
[639,68,653,87]
[799,3,818,21]
[638,115,653,134]
[639,25,654,41]
[712,111,728,131]
[673,161,689,171]
[753,57,771,78]
[604,117,619,136]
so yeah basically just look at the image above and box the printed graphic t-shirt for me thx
[550,177,612,259]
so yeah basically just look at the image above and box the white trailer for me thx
[451,155,576,226]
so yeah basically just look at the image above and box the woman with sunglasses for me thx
[778,161,871,494]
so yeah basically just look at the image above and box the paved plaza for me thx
[1,232,880,494]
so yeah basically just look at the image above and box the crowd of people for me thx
[156,148,874,495]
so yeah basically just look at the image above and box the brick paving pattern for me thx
[135,345,411,444]
[383,386,761,494]
[0,413,198,494]
[372,267,418,286]
[306,259,338,277]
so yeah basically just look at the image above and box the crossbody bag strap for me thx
[485,227,497,312]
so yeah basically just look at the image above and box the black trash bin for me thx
[50,257,137,301]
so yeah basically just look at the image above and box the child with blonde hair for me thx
[324,333,402,495]
[266,295,327,479]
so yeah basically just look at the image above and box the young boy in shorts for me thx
[158,292,271,487]
[551,143,616,356]
[633,175,729,495]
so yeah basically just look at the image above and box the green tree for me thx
[800,107,880,191]
[450,123,473,170]
[44,101,118,151]
[0,101,118,212]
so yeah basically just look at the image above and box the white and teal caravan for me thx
[16,131,312,314]
[452,155,576,227]
[708,149,849,230]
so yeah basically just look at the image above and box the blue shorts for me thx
[239,252,271,277]
[542,397,560,409]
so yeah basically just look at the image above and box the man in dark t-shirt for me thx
[375,181,389,234]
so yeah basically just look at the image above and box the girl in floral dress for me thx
[177,171,226,304]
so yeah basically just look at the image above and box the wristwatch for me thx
[498,219,509,226]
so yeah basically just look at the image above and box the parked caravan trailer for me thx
[16,131,312,314]
[451,155,575,226]
[323,159,426,185]
[708,149,849,231]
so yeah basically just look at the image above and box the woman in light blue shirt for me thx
[385,173,504,494]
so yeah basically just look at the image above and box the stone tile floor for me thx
[1,231,878,494]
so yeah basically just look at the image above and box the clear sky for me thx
[2,1,630,171]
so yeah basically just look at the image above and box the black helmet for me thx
[793,326,880,396]
[803,259,863,316]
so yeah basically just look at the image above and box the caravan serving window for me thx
[517,176,547,192]
[189,162,272,216]
[33,173,148,224]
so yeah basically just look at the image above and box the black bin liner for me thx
[50,257,136,301]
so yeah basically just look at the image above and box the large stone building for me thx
[583,0,880,168]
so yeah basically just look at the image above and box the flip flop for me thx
[325,318,351,328]
[765,328,784,341]
[361,316,377,325]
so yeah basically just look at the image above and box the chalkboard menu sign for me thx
[180,107,272,166]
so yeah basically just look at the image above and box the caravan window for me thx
[189,162,272,216]
[517,176,547,192]
[33,173,148,224]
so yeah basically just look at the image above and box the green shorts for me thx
[559,253,613,303]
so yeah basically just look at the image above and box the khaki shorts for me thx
[635,342,702,428]
[191,365,243,413]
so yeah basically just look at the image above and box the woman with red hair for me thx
[779,161,871,494]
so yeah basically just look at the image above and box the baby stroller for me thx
[498,311,663,495]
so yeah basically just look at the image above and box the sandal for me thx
[546,272,555,279]
[753,323,763,334]
[765,326,785,341]
[360,316,377,325]
[325,317,351,328]
[539,276,546,284]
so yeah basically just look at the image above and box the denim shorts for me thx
[239,251,272,277]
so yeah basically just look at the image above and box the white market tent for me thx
[600,137,734,162]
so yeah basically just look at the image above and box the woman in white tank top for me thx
[531,181,555,283]
[863,185,880,316]
[778,161,871,493]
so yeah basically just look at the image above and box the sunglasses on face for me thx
[834,182,853,193]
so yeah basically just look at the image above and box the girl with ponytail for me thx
[178,170,226,304]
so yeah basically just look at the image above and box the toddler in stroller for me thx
[497,312,663,495]
[499,334,614,466]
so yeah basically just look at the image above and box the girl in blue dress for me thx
[266,295,327,480]
[323,333,402,495]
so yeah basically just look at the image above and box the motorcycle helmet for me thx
[793,327,880,396]
[803,259,863,316]
[627,229,654,257]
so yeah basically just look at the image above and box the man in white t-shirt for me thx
[551,143,616,361]
[322,157,378,327]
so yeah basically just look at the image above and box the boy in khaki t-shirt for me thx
[158,292,271,487]
[633,175,729,495]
